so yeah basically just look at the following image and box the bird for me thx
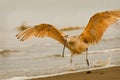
[16,9,120,66]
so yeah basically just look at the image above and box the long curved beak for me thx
[62,35,69,57]
[62,42,66,57]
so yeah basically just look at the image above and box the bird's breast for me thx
[67,37,88,55]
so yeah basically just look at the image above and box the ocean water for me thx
[0,25,120,80]
[0,0,120,80]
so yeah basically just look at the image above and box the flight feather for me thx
[16,24,65,44]
[80,9,120,44]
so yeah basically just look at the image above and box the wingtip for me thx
[16,34,18,37]
[20,38,24,42]
[16,35,20,39]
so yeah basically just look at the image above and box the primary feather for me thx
[16,24,65,44]
[80,9,120,45]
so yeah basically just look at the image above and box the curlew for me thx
[16,9,120,66]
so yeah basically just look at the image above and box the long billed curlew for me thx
[16,9,120,66]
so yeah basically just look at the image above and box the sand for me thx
[27,66,120,80]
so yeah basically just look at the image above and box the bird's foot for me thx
[86,59,90,66]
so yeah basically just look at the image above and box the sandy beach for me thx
[27,66,120,80]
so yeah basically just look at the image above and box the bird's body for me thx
[65,35,88,54]
[16,9,120,66]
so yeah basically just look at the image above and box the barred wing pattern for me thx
[16,24,65,44]
[80,9,120,45]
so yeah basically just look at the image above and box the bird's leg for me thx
[62,35,68,57]
[62,40,66,57]
[85,48,91,74]
[69,54,75,70]
[70,54,73,64]
[86,48,89,66]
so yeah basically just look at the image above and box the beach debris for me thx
[86,71,92,74]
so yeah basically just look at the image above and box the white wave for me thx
[6,65,119,80]
[5,48,120,80]
[61,48,120,57]
[6,77,28,80]
[89,48,120,54]
[45,48,120,59]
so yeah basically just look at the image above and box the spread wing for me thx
[16,23,65,44]
[80,9,120,45]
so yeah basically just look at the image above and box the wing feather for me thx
[16,23,65,44]
[80,9,120,44]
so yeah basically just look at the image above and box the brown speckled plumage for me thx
[16,9,120,66]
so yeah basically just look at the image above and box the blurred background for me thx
[0,0,120,49]
[0,0,120,79]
